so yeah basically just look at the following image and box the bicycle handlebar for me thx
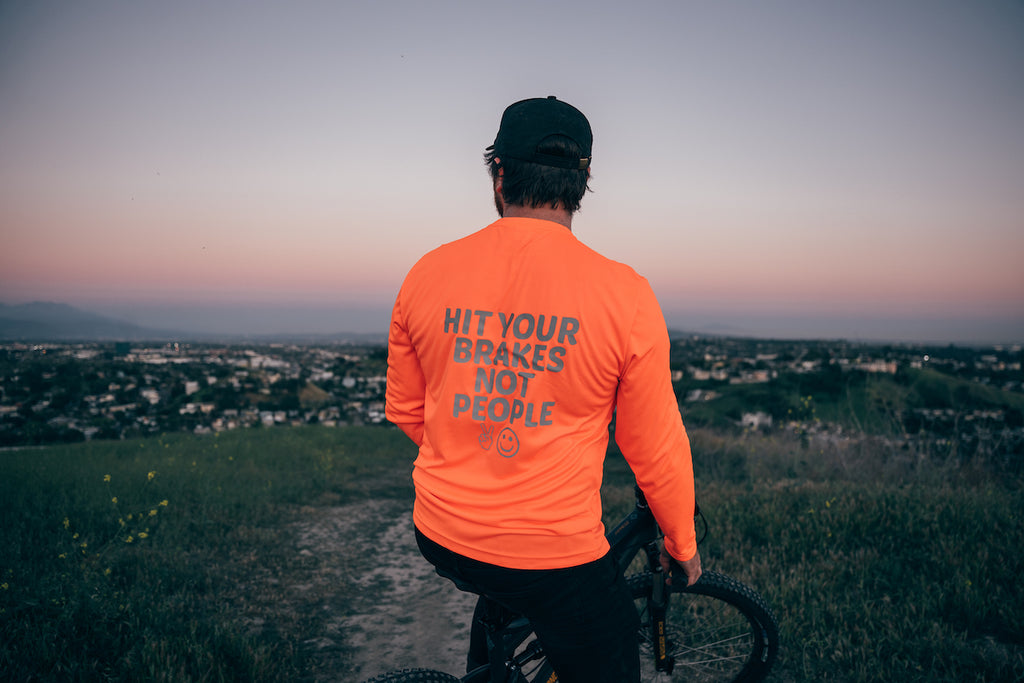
[633,484,708,546]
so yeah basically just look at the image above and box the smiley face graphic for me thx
[496,427,520,458]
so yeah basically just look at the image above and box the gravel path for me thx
[290,499,477,682]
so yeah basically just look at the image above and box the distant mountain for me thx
[0,302,388,344]
[0,302,172,341]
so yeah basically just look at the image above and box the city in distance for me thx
[2,332,1022,478]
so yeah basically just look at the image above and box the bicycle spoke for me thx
[631,572,777,683]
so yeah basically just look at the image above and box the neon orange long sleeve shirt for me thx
[386,217,697,570]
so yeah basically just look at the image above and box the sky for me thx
[2,0,1023,345]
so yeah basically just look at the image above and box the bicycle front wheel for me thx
[628,569,779,683]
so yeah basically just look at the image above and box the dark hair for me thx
[485,136,591,214]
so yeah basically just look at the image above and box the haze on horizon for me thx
[2,1,1023,345]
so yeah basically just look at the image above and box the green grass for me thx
[2,425,1022,681]
[1,426,417,682]
[684,481,1021,682]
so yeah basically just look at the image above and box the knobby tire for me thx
[530,569,778,683]
[631,569,778,682]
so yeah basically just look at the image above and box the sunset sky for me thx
[2,1,1023,344]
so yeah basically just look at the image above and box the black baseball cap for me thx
[489,96,592,170]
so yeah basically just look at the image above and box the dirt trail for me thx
[290,499,477,682]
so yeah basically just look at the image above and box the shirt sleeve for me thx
[385,290,426,446]
[613,281,698,562]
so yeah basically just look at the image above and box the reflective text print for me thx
[446,308,578,430]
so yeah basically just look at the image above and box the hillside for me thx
[1,426,1021,681]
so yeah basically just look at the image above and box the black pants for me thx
[415,528,640,683]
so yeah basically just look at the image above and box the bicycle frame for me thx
[460,486,676,682]
[468,605,544,683]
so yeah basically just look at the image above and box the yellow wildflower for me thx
[149,509,158,517]
[159,500,169,507]
[147,471,156,481]
[63,517,70,529]
[111,497,118,504]
[103,474,111,483]
[125,536,134,544]
[138,532,148,539]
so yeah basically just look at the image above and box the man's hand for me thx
[660,547,702,587]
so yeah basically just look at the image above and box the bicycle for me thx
[362,485,779,682]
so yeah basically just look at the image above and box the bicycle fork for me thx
[643,541,676,675]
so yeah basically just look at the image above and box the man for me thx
[385,96,700,683]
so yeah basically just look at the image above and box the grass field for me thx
[2,425,1022,682]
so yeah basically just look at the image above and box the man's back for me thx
[387,215,694,569]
